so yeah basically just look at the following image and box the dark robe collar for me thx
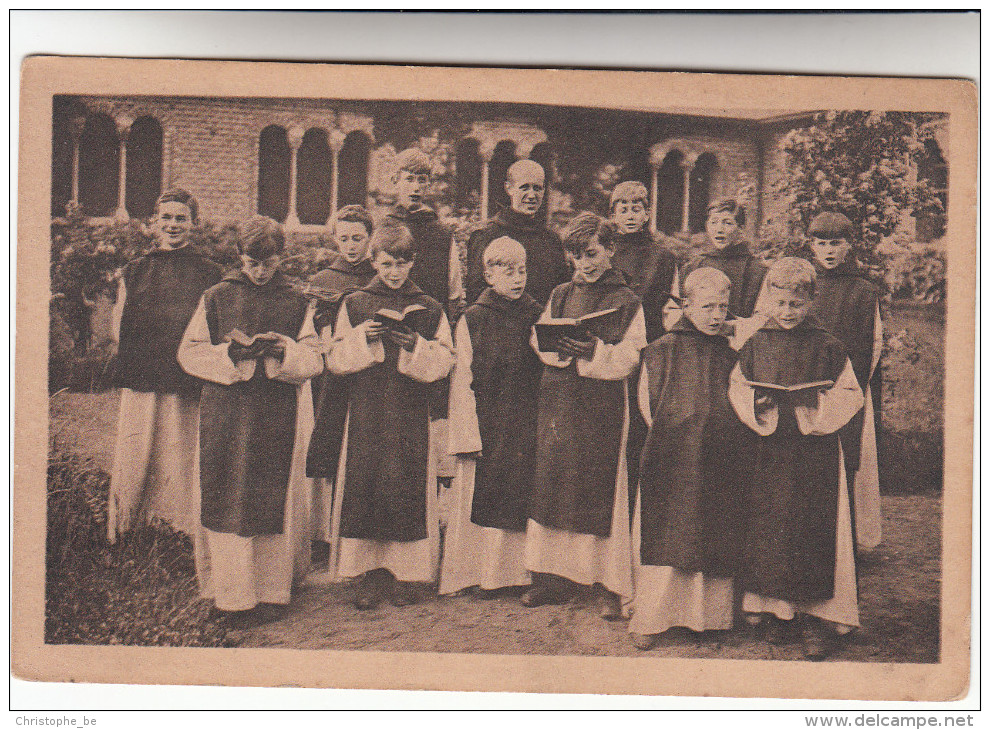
[327,253,376,277]
[571,266,628,289]
[702,239,754,259]
[474,287,542,319]
[759,312,826,333]
[223,269,293,289]
[614,229,653,250]
[388,205,438,225]
[493,206,543,232]
[362,275,425,299]
[671,314,733,338]
[147,243,200,258]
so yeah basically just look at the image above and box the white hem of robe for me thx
[108,388,200,541]
[741,448,860,629]
[438,458,530,594]
[629,492,734,635]
[313,476,334,543]
[192,381,315,611]
[523,383,634,603]
[322,409,441,584]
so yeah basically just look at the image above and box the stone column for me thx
[68,115,86,204]
[479,140,496,222]
[327,129,347,223]
[649,159,661,236]
[113,113,135,221]
[285,125,305,228]
[679,154,698,235]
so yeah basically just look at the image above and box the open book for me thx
[534,307,620,353]
[373,304,428,333]
[744,379,834,392]
[226,329,283,359]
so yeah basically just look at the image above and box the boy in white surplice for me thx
[178,216,323,625]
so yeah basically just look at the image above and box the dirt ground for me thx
[49,390,942,663]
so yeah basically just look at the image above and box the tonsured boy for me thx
[806,212,883,550]
[524,212,647,618]
[440,236,544,596]
[109,189,223,541]
[630,267,754,650]
[325,225,455,609]
[178,216,324,623]
[728,257,864,659]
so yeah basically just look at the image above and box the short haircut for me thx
[393,148,432,177]
[239,215,285,259]
[506,159,545,187]
[483,236,527,270]
[706,198,746,227]
[609,181,650,212]
[808,211,855,240]
[682,266,732,301]
[560,211,617,256]
[156,188,199,221]
[765,256,817,299]
[332,204,374,236]
[370,223,417,261]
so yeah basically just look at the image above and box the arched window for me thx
[656,150,685,235]
[687,153,717,234]
[50,97,79,217]
[125,116,163,219]
[78,113,119,218]
[488,140,518,215]
[258,125,291,223]
[454,137,481,210]
[338,131,371,209]
[296,128,332,225]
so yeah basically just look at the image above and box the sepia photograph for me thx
[14,53,976,701]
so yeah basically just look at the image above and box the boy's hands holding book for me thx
[388,328,419,352]
[360,320,387,343]
[227,330,286,363]
[555,334,597,360]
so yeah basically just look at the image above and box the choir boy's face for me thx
[505,168,545,216]
[241,253,281,286]
[767,286,813,330]
[683,288,730,335]
[485,260,527,300]
[155,201,194,249]
[567,239,613,284]
[810,237,851,269]
[705,211,740,249]
[335,221,371,264]
[394,170,430,211]
[373,251,415,289]
[612,198,649,234]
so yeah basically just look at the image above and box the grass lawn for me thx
[44,301,948,661]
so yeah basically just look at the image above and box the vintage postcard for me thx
[13,56,976,700]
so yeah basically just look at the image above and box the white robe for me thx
[178,300,323,611]
[523,303,647,603]
[107,277,200,541]
[438,316,530,595]
[318,301,455,584]
[729,357,864,628]
[853,303,884,550]
[628,364,735,635]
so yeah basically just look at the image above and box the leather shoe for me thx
[800,615,834,660]
[631,632,658,651]
[521,586,561,608]
[391,581,419,607]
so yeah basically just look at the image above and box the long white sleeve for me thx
[325,301,385,375]
[447,317,482,454]
[397,313,455,383]
[794,358,865,436]
[728,362,777,436]
[262,303,325,385]
[177,298,255,385]
[110,276,126,344]
[448,235,465,302]
[576,305,648,381]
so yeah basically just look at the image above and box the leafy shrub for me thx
[45,445,229,647]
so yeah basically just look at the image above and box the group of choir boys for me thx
[107,147,882,660]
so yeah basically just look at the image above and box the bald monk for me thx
[466,159,569,306]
